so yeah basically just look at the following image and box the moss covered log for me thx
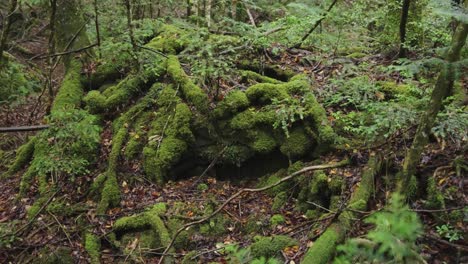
[302,155,382,264]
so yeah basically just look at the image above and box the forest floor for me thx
[1,23,467,263]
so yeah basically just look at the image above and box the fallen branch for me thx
[36,43,98,59]
[0,125,49,133]
[157,159,350,264]
[424,233,468,252]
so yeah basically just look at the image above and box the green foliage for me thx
[335,193,423,264]
[0,58,40,105]
[219,243,282,264]
[33,109,101,179]
[436,224,464,242]
[265,97,305,138]
[432,99,468,149]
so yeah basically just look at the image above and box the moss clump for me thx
[114,203,170,251]
[425,177,445,209]
[46,201,79,217]
[250,235,298,259]
[197,183,209,192]
[199,214,230,236]
[280,127,313,158]
[2,137,35,179]
[81,62,124,90]
[50,60,83,114]
[249,130,278,154]
[377,81,413,97]
[144,100,194,183]
[84,67,161,113]
[181,251,198,264]
[272,192,288,212]
[124,112,153,159]
[34,246,74,264]
[270,214,285,228]
[241,70,283,84]
[146,24,190,54]
[303,93,336,145]
[346,52,367,59]
[302,224,342,264]
[297,170,329,212]
[84,233,101,264]
[166,55,209,113]
[245,83,289,105]
[213,90,249,119]
[258,169,292,196]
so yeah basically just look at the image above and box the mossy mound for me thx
[250,235,298,259]
[113,203,171,252]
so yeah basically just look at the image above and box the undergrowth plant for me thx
[33,109,101,181]
[335,193,423,263]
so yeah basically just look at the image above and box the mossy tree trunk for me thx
[302,156,382,264]
[398,0,411,58]
[399,3,468,196]
[0,0,18,67]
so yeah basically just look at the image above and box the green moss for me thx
[302,224,343,264]
[84,232,101,264]
[97,171,120,214]
[113,203,171,257]
[328,177,344,194]
[34,247,74,264]
[272,192,288,212]
[329,195,341,211]
[146,24,190,54]
[181,251,198,264]
[214,90,249,119]
[47,201,77,217]
[200,214,230,236]
[270,214,285,228]
[166,55,209,113]
[426,177,445,209]
[2,137,35,178]
[51,60,83,114]
[377,81,413,97]
[250,235,298,259]
[346,52,367,59]
[81,62,123,89]
[258,169,291,196]
[144,137,188,184]
[230,108,276,130]
[197,183,209,192]
[241,70,283,84]
[244,215,266,234]
[249,130,278,154]
[303,93,336,145]
[280,127,313,158]
[84,66,163,113]
[27,195,49,219]
[245,83,289,105]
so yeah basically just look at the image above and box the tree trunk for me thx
[398,0,411,58]
[399,2,468,195]
[0,0,18,67]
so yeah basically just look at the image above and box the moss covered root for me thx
[301,156,382,264]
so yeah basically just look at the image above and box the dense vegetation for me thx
[0,0,466,263]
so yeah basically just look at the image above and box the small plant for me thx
[219,243,282,264]
[267,97,305,137]
[34,109,101,180]
[436,224,464,242]
[335,193,424,263]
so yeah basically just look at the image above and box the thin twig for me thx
[157,160,349,264]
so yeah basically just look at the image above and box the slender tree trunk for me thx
[0,0,18,67]
[124,0,139,68]
[94,0,101,58]
[205,0,211,27]
[398,0,411,58]
[187,0,191,17]
[399,2,468,195]
[47,0,57,111]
